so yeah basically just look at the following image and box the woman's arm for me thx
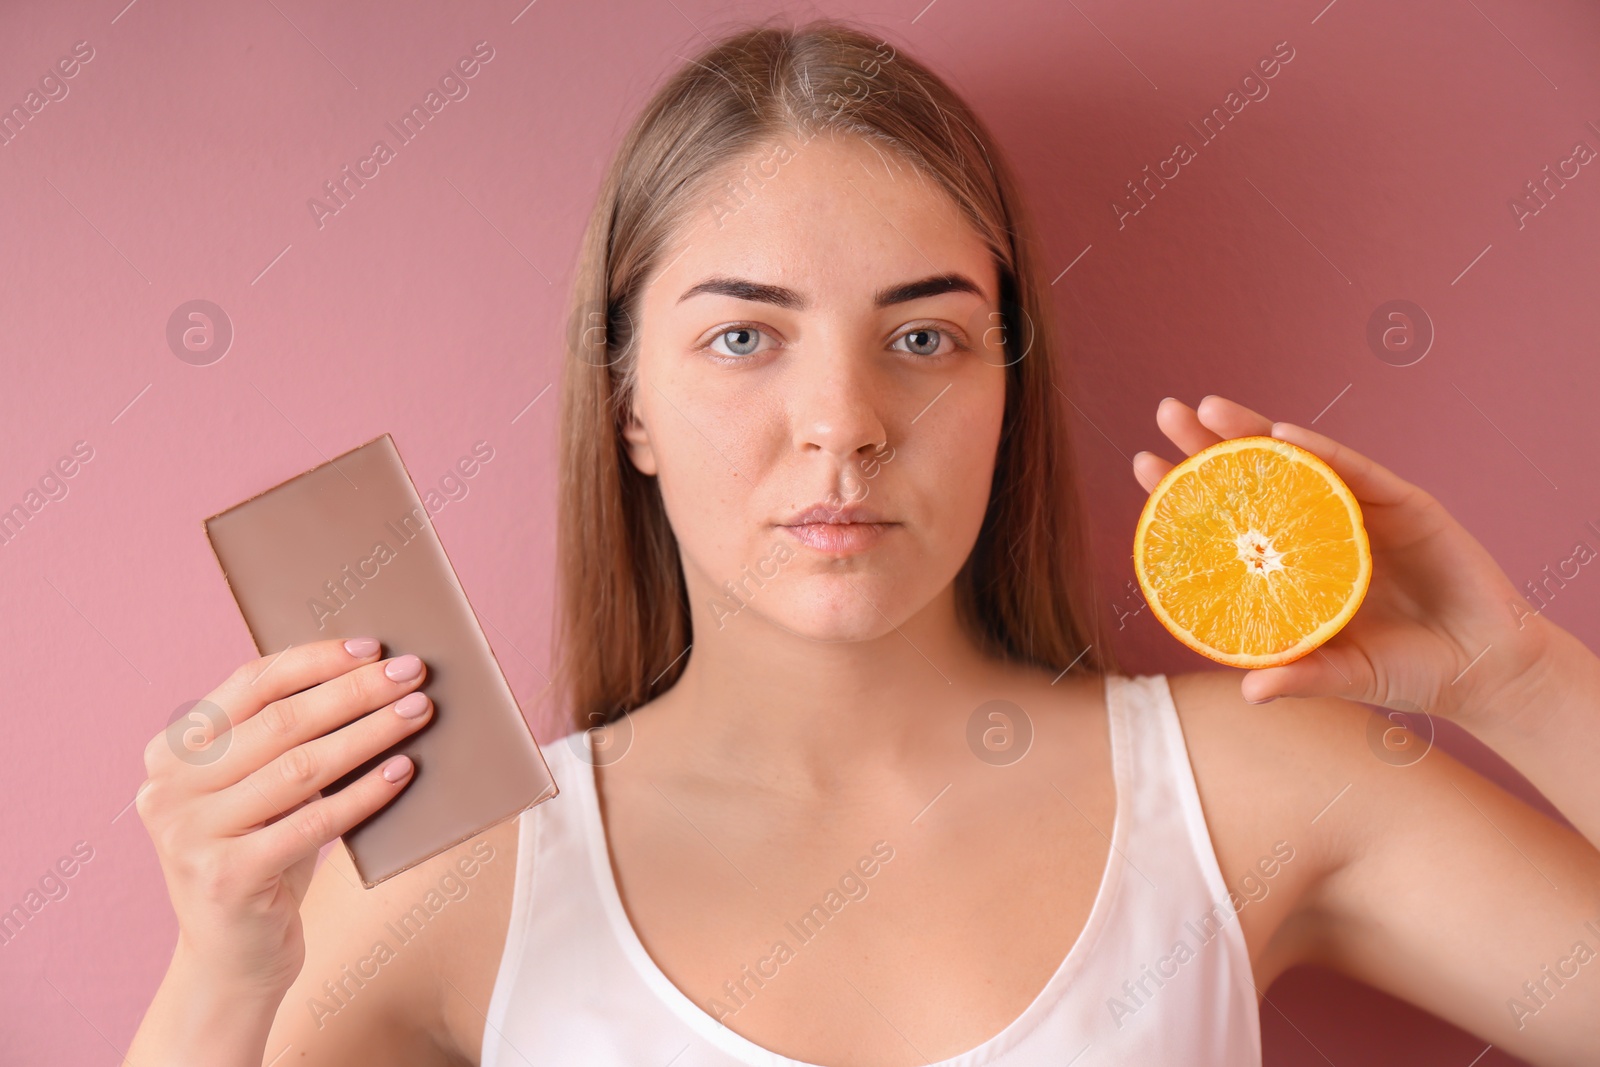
[123,953,290,1067]
[1288,687,1600,1063]
[1135,395,1600,845]
[1180,672,1600,1064]
[125,639,444,1066]
[126,842,453,1067]
[1141,395,1600,1062]
[1450,613,1600,850]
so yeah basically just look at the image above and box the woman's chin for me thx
[763,616,905,645]
[744,587,925,644]
[693,560,943,642]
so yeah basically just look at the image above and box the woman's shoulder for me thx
[1161,667,1381,854]
[1160,667,1389,823]
[431,814,525,1064]
[1157,668,1381,986]
[393,733,598,1062]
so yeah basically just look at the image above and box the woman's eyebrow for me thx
[676,272,985,309]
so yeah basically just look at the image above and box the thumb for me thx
[1241,643,1373,704]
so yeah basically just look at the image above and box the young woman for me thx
[128,19,1600,1067]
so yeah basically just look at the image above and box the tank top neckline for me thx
[565,669,1136,1067]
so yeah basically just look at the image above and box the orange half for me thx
[1132,435,1371,669]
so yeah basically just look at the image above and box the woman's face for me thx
[623,132,1009,644]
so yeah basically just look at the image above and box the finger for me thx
[1132,397,1215,492]
[1241,641,1375,704]
[1268,421,1418,507]
[1132,450,1173,494]
[1136,394,1274,492]
[1193,394,1277,440]
[1152,394,1278,460]
[216,655,428,789]
[244,755,416,874]
[218,691,433,831]
[252,790,321,833]
[210,638,386,731]
[1154,396,1225,457]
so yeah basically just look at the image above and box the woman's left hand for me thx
[1132,394,1554,726]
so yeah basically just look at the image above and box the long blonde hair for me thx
[549,16,1116,733]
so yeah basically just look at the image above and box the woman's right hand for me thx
[136,637,431,998]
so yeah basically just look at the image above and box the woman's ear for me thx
[619,397,659,476]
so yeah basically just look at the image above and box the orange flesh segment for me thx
[1134,437,1369,667]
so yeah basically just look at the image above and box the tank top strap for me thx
[1096,672,1263,1061]
[1107,673,1229,895]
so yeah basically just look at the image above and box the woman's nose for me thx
[789,349,889,460]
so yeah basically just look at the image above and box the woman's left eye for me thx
[892,327,954,358]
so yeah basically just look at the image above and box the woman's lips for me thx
[778,521,897,555]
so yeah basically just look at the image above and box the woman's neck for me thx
[654,583,1012,794]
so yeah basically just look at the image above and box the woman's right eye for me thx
[708,326,771,358]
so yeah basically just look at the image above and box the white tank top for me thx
[479,672,1262,1066]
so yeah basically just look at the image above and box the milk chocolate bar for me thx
[202,433,557,887]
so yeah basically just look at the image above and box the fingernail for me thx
[394,692,430,719]
[344,637,380,657]
[384,654,423,682]
[381,755,412,782]
[1246,695,1277,705]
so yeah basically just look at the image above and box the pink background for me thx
[2,0,1597,1063]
